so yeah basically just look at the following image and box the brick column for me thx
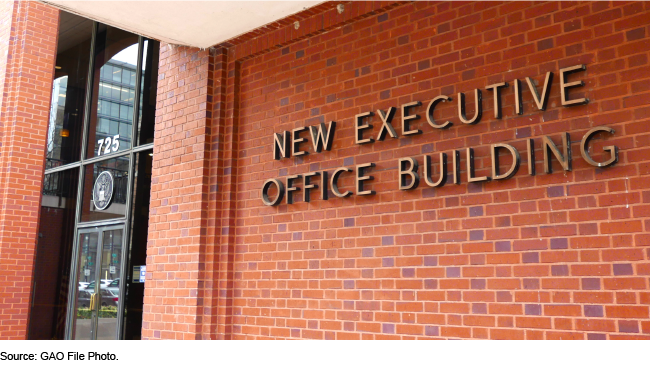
[0,1,58,340]
[142,45,213,340]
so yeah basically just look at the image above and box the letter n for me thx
[273,131,290,160]
[542,133,571,173]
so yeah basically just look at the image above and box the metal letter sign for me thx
[93,171,114,211]
[261,63,623,207]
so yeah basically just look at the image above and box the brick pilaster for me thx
[0,1,58,340]
[142,45,213,340]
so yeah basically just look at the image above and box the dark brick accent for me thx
[525,304,542,316]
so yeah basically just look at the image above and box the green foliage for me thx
[77,306,118,319]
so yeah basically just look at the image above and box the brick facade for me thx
[0,0,648,341]
[143,1,650,340]
[0,1,58,340]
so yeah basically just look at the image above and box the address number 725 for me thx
[97,135,120,156]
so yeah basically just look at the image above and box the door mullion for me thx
[92,227,105,340]
[116,223,128,340]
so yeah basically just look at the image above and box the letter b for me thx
[399,158,419,190]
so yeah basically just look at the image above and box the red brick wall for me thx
[146,1,650,340]
[0,0,13,116]
[143,45,214,339]
[0,1,58,340]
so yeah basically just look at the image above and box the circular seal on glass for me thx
[93,171,114,211]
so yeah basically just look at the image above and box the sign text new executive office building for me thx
[0,1,649,340]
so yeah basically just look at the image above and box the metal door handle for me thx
[90,293,95,310]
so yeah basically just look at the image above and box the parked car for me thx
[83,281,97,292]
[107,278,119,287]
[106,278,120,293]
[78,282,89,290]
[76,289,118,309]
[99,289,119,307]
[77,290,91,308]
[83,279,113,292]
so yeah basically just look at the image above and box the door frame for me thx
[65,223,128,340]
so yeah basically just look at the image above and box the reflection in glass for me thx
[71,227,123,340]
[137,40,159,145]
[81,157,130,222]
[45,13,93,168]
[86,25,139,158]
[96,229,123,340]
[72,231,99,340]
[29,168,79,339]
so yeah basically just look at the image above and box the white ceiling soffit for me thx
[42,1,323,48]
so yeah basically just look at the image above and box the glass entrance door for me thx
[70,225,125,340]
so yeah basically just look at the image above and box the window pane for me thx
[45,12,93,169]
[86,25,138,158]
[122,151,152,339]
[28,168,79,339]
[100,84,110,99]
[121,87,130,102]
[122,69,130,84]
[119,105,128,120]
[109,121,119,135]
[129,71,136,86]
[102,65,112,80]
[119,122,130,137]
[136,39,159,145]
[110,103,119,118]
[98,118,109,134]
[80,156,130,222]
[71,230,99,340]
[112,67,122,83]
[111,84,120,100]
